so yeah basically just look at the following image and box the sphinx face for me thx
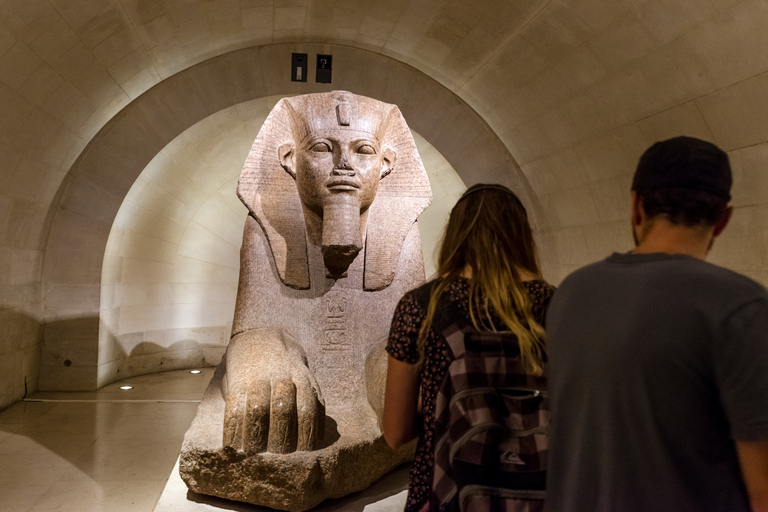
[293,129,386,216]
[242,92,430,289]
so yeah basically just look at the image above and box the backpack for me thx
[413,284,549,512]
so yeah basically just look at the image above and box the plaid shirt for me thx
[387,278,554,512]
[418,285,550,512]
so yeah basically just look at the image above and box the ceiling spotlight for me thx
[190,370,201,374]
[119,385,133,390]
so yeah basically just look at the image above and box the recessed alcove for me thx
[97,94,467,388]
[41,42,532,393]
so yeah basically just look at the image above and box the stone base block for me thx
[179,364,414,512]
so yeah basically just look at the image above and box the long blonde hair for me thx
[417,184,547,375]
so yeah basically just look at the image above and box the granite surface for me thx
[180,91,432,511]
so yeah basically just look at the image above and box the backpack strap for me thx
[411,280,469,360]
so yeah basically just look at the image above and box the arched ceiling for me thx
[2,0,768,399]
[2,0,765,287]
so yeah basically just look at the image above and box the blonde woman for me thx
[383,183,555,512]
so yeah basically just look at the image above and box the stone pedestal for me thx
[180,364,414,511]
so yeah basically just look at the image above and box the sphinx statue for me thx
[179,91,432,511]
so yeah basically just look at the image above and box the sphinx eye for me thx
[356,144,376,155]
[310,141,331,152]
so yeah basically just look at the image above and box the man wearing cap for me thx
[545,136,768,512]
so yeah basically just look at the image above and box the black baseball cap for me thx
[631,136,732,201]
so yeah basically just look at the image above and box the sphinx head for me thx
[237,91,431,291]
[277,92,397,278]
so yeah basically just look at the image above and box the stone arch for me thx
[41,42,534,390]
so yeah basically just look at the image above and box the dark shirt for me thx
[546,252,768,512]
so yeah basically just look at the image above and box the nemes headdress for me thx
[237,91,432,291]
[283,91,390,144]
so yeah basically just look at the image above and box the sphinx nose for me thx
[332,155,355,175]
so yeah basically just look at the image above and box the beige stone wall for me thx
[458,0,768,284]
[2,0,768,406]
[96,99,260,388]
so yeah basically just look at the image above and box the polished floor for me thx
[0,368,214,512]
[0,368,409,512]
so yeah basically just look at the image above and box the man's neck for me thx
[633,218,714,260]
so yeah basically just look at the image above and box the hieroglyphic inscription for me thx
[322,291,351,350]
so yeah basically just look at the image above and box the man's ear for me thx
[713,205,733,237]
[278,142,296,179]
[380,148,396,179]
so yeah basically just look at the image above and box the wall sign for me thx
[291,53,307,82]
[316,54,332,83]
